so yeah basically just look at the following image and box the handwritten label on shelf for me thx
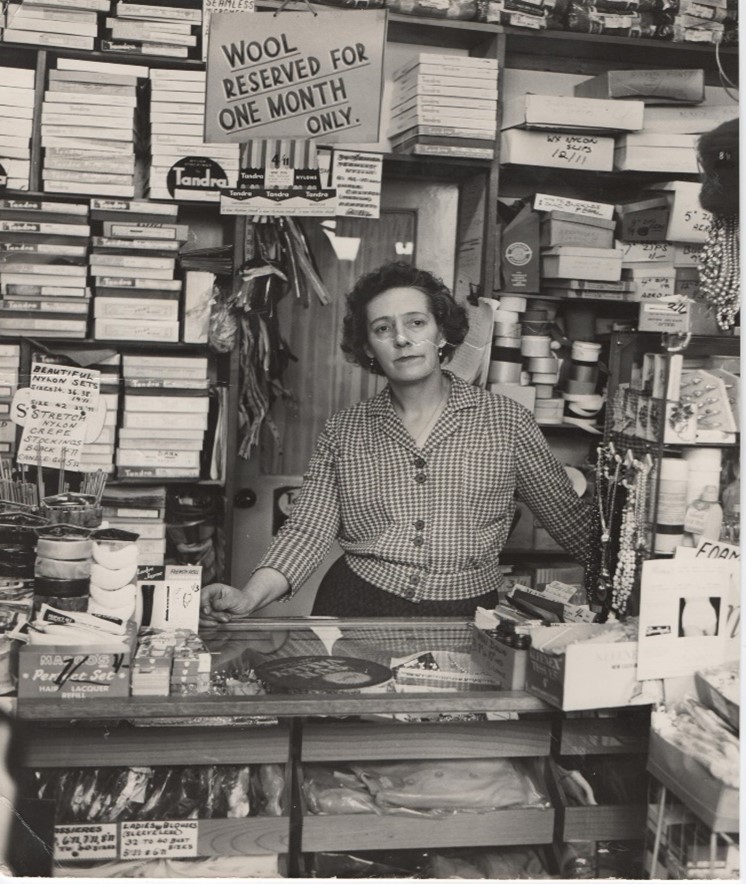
[534,193,614,221]
[55,824,118,862]
[120,821,198,860]
[638,298,690,334]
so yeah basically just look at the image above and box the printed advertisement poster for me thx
[205,9,387,142]
[636,558,738,680]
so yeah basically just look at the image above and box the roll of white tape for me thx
[493,322,522,339]
[493,309,519,325]
[89,581,137,610]
[532,372,560,385]
[488,361,522,384]
[36,537,93,561]
[520,336,552,358]
[499,295,528,313]
[534,384,555,400]
[90,561,138,591]
[528,357,558,373]
[88,599,136,623]
[494,335,522,349]
[92,541,138,570]
[35,557,91,580]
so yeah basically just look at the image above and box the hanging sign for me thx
[331,149,382,219]
[11,363,104,469]
[205,9,387,143]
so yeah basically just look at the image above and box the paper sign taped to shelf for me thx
[15,397,88,470]
[694,539,740,560]
[637,558,738,680]
[533,193,614,221]
[30,363,100,413]
[205,9,386,142]
[331,150,382,219]
[55,824,118,862]
[120,821,198,860]
[638,298,690,334]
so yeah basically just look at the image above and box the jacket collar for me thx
[367,371,479,451]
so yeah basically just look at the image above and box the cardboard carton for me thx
[501,204,540,293]
[501,130,615,172]
[542,247,623,282]
[574,69,705,105]
[471,627,529,690]
[540,211,615,249]
[526,624,655,711]
[501,95,644,132]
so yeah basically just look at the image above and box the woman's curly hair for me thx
[340,262,469,375]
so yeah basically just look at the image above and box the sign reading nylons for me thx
[205,10,386,143]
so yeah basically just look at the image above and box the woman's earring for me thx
[368,357,376,370]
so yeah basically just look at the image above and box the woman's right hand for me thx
[200,583,257,623]
[200,568,291,624]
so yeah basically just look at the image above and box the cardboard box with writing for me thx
[17,620,137,700]
[501,130,615,172]
[574,69,706,105]
[540,211,615,249]
[500,203,540,293]
[471,627,529,691]
[526,624,655,711]
[501,94,644,133]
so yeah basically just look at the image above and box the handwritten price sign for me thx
[55,825,118,861]
[120,821,198,860]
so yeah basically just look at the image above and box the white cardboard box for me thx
[526,624,658,711]
[501,94,644,133]
[542,247,623,281]
[501,130,614,171]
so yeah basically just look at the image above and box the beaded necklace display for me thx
[587,443,653,620]
[698,215,740,331]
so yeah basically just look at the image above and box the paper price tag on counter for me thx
[55,824,118,862]
[120,821,198,860]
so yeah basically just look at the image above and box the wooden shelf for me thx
[302,719,552,762]
[301,806,555,852]
[383,152,491,181]
[23,724,290,768]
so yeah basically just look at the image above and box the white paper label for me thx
[638,298,690,334]
[332,150,383,219]
[120,821,198,860]
[55,824,118,861]
[534,193,614,221]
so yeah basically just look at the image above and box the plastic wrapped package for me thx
[303,758,549,816]
[36,765,253,823]
[386,0,478,19]
[310,850,429,878]
[302,766,380,815]
[428,846,552,878]
[251,764,285,817]
[566,5,644,32]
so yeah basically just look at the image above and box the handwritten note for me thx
[332,150,382,219]
[30,363,100,413]
[55,824,118,862]
[16,398,88,470]
[534,193,614,221]
[120,821,198,860]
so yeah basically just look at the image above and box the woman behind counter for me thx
[201,262,591,621]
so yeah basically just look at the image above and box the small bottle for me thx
[683,484,723,547]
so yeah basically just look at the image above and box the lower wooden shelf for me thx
[560,803,646,843]
[301,807,555,852]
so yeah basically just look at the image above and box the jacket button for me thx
[414,519,425,531]
[414,473,427,484]
[413,456,426,469]
[403,587,416,599]
[408,574,420,586]
[412,535,424,547]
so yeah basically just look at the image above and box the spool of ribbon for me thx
[520,336,552,357]
[488,361,522,384]
[499,295,528,313]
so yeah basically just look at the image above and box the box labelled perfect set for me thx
[17,620,137,699]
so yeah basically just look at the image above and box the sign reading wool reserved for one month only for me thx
[205,10,387,143]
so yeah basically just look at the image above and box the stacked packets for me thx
[41,57,148,199]
[476,0,560,30]
[388,54,499,161]
[0,66,35,191]
[1,0,107,51]
[132,629,211,697]
[0,344,20,457]
[100,485,167,567]
[119,355,209,483]
[89,198,185,342]
[0,198,90,339]
[103,1,202,59]
[673,0,729,43]
[147,68,239,202]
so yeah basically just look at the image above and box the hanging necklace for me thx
[699,215,740,331]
